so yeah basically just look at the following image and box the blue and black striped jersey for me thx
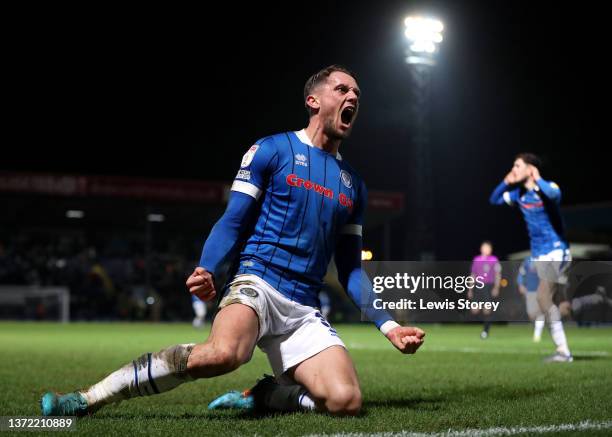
[490,179,568,257]
[229,129,365,307]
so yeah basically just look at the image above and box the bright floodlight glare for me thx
[404,15,444,63]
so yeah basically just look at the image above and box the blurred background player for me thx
[570,285,612,322]
[519,256,612,341]
[517,257,544,342]
[490,153,572,362]
[191,295,207,328]
[467,241,501,339]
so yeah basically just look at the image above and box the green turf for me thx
[1,322,611,436]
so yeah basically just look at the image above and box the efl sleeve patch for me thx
[241,145,260,168]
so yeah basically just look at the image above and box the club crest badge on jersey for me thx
[340,170,352,189]
[241,145,259,168]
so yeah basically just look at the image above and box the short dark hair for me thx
[303,65,356,115]
[515,152,542,170]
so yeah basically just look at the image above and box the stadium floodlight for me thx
[404,16,444,65]
[401,14,444,259]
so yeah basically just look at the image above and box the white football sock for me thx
[81,343,195,409]
[534,317,545,338]
[547,306,570,356]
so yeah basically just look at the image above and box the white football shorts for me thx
[218,274,346,377]
[533,248,571,284]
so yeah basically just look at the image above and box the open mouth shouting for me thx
[340,105,356,129]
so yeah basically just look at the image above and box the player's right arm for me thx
[187,140,278,301]
[187,192,259,301]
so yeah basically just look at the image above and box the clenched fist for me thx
[186,267,216,301]
[386,325,425,354]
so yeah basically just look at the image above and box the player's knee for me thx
[325,384,362,416]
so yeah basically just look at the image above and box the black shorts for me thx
[472,283,494,303]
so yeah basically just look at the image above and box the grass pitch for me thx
[1,322,611,436]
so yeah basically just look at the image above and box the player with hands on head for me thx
[490,153,572,362]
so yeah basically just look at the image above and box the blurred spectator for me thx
[0,231,198,321]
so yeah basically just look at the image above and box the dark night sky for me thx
[5,1,610,259]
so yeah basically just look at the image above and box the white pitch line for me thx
[304,419,612,437]
[346,343,610,357]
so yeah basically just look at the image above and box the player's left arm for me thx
[334,180,425,354]
[530,165,561,202]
